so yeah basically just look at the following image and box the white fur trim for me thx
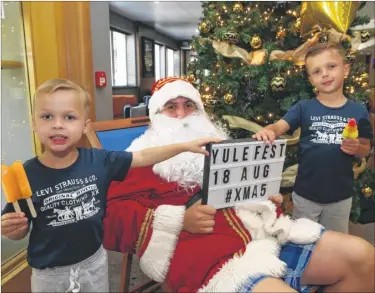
[198,202,322,292]
[148,80,204,121]
[284,218,322,244]
[265,215,322,245]
[139,205,185,282]
[235,200,322,245]
[126,134,148,152]
[152,205,185,234]
[235,201,278,241]
[198,239,286,292]
[265,214,293,245]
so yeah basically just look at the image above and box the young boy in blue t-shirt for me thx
[253,43,373,234]
[1,79,221,292]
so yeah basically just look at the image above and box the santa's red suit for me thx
[104,168,322,293]
[102,77,323,292]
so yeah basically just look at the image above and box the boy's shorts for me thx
[239,229,326,292]
[31,245,109,292]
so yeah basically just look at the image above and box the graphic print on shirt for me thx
[309,115,349,145]
[35,175,100,227]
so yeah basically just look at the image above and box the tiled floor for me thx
[107,221,375,292]
[348,221,375,245]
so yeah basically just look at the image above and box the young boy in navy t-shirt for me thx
[253,43,373,233]
[1,79,221,292]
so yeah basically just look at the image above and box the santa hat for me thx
[148,77,204,121]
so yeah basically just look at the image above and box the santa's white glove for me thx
[267,215,323,245]
[287,218,323,244]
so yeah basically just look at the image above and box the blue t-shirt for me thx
[283,98,373,204]
[1,148,132,269]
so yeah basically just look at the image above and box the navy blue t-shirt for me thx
[1,148,132,269]
[283,98,373,204]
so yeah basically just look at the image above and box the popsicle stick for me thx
[26,198,37,218]
[12,201,21,213]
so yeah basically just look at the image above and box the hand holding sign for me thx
[252,128,276,144]
[184,200,216,234]
[269,194,283,206]
[202,138,287,209]
[184,137,223,156]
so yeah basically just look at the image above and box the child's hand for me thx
[341,138,360,155]
[185,137,223,156]
[269,194,283,207]
[1,212,29,240]
[252,128,276,144]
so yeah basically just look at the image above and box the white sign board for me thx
[202,139,287,209]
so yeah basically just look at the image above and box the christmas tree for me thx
[188,1,373,220]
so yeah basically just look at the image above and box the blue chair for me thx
[143,96,151,116]
[85,117,165,292]
[130,104,147,118]
[143,95,151,106]
[96,125,147,151]
[123,105,132,119]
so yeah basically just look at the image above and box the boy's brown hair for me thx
[33,79,91,117]
[304,42,347,68]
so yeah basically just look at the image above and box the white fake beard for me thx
[128,112,229,189]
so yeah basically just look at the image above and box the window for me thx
[154,43,165,81]
[166,48,175,77]
[110,29,136,87]
[173,50,181,77]
[1,1,34,264]
[154,43,161,81]
[154,44,180,79]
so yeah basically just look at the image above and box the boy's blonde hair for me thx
[305,42,346,68]
[33,79,91,117]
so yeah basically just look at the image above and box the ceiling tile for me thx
[109,1,201,41]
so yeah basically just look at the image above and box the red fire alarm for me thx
[95,71,107,87]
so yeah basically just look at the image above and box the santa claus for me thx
[103,77,374,292]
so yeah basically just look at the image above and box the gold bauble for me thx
[250,35,262,49]
[361,186,373,198]
[271,76,286,92]
[276,30,286,39]
[293,18,301,32]
[224,93,235,104]
[300,2,360,37]
[345,51,356,65]
[209,3,215,9]
[202,94,213,104]
[199,22,209,33]
[224,31,240,44]
[233,3,243,13]
[361,31,371,43]
[188,73,196,82]
[360,72,369,80]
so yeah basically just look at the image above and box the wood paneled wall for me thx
[22,1,96,121]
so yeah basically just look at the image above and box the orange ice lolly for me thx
[1,165,22,213]
[12,161,37,218]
